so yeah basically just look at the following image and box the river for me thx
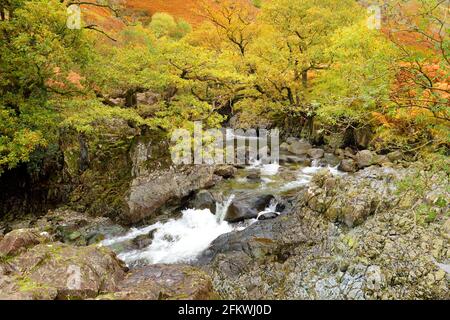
[101,154,344,267]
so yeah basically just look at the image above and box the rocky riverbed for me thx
[0,136,448,300]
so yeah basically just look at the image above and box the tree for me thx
[196,0,259,56]
[89,25,169,108]
[0,0,92,174]
[313,22,397,142]
[149,12,192,40]
[243,0,365,136]
[382,0,449,150]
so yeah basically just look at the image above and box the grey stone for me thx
[355,150,374,168]
[307,148,325,159]
[338,159,357,173]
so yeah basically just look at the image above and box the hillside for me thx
[80,0,255,30]
[125,0,205,25]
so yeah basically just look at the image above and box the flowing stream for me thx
[101,155,343,267]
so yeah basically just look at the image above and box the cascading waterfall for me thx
[105,195,237,266]
[101,223,162,247]
[215,194,235,223]
[101,152,344,267]
[256,198,280,220]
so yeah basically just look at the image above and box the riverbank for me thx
[1,138,448,299]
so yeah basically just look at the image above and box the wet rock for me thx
[132,231,155,250]
[287,139,312,156]
[338,159,357,173]
[283,155,311,166]
[307,148,325,159]
[246,170,261,181]
[0,229,51,257]
[320,153,340,167]
[225,194,275,223]
[278,154,289,164]
[36,210,126,246]
[355,150,374,169]
[203,210,323,267]
[106,264,217,300]
[258,212,279,221]
[207,165,449,300]
[126,165,217,225]
[214,165,237,179]
[189,190,216,214]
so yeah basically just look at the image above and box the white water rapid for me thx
[101,155,344,267]
[102,196,236,266]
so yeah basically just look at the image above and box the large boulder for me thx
[355,150,375,169]
[287,156,311,166]
[126,165,218,225]
[103,264,217,300]
[286,137,299,144]
[338,159,357,173]
[0,242,127,300]
[61,119,224,226]
[202,210,322,268]
[61,118,143,219]
[301,168,403,227]
[225,194,275,223]
[0,275,58,300]
[317,153,340,167]
[214,165,237,179]
[189,190,217,213]
[387,151,403,162]
[205,165,449,300]
[287,139,312,156]
[0,229,51,257]
[307,148,325,159]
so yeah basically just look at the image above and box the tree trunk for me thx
[125,89,137,108]
[304,115,314,141]
[302,70,308,88]
[343,127,356,148]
